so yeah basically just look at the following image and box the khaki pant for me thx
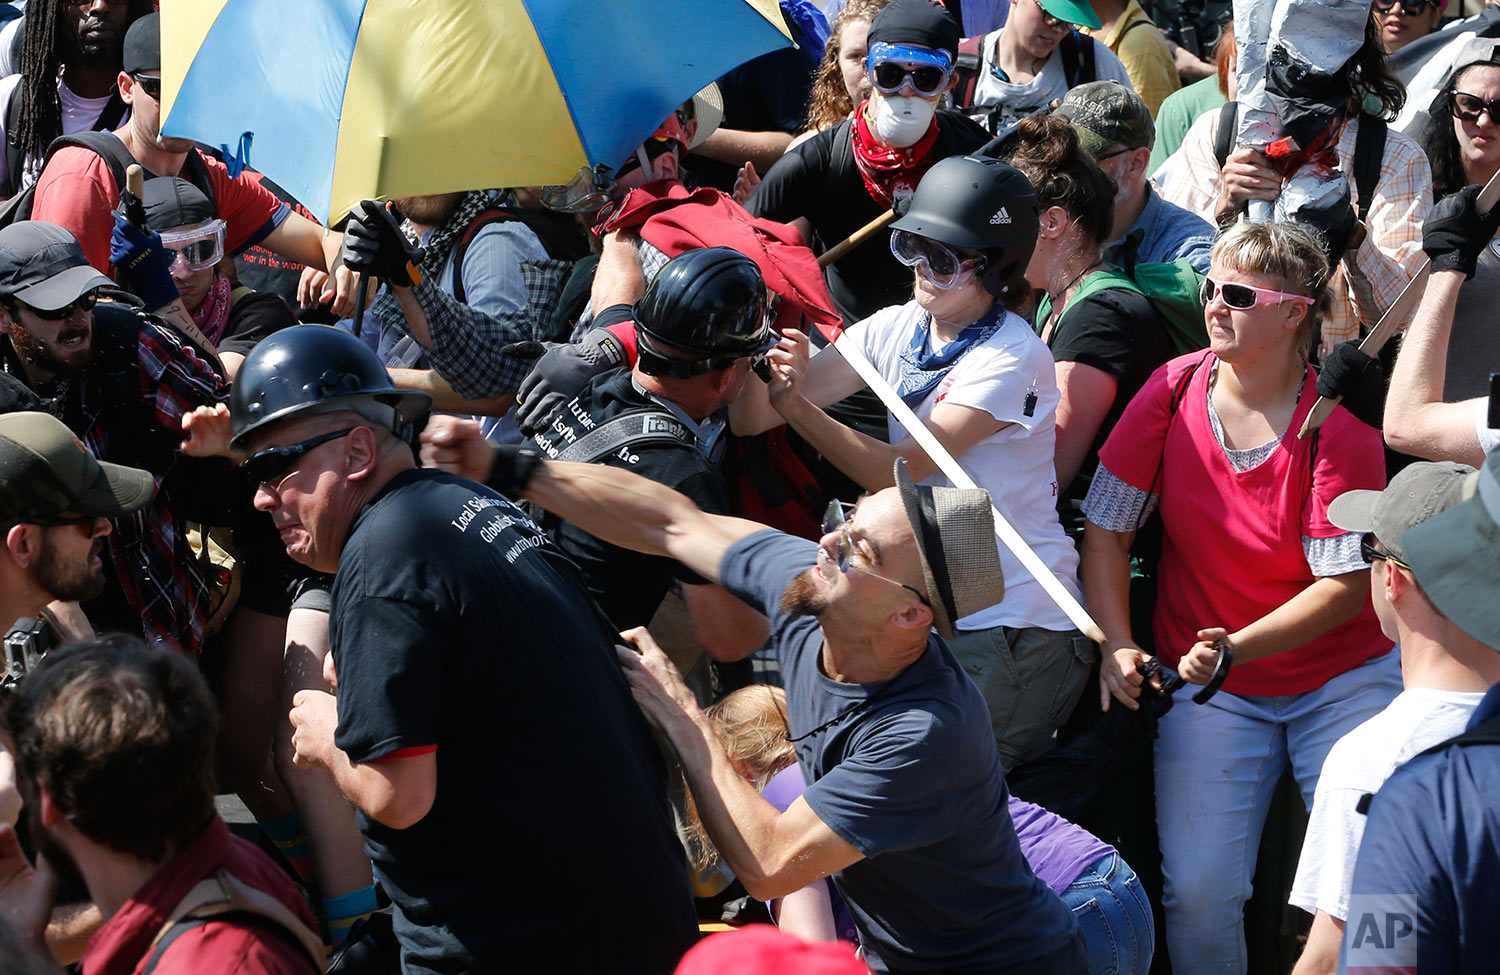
[945,624,1093,769]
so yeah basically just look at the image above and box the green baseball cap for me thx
[0,412,153,527]
[1057,80,1155,154]
[1039,0,1102,31]
[1400,451,1500,651]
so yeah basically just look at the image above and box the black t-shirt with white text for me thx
[329,469,696,974]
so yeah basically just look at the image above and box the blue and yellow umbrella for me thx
[160,0,793,224]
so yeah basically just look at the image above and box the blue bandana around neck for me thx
[895,304,1006,408]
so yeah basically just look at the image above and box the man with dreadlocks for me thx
[0,0,151,198]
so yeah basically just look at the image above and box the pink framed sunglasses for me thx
[1200,276,1315,309]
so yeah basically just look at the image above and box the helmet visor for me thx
[889,229,984,290]
[160,219,226,273]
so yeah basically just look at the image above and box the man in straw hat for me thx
[422,418,1086,974]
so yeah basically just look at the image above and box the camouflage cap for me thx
[1056,80,1156,154]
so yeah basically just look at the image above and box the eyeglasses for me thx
[1030,0,1070,29]
[19,292,97,321]
[1200,276,1315,310]
[889,229,987,290]
[1449,90,1500,124]
[1095,145,1135,162]
[161,220,227,273]
[240,428,355,486]
[1360,532,1412,570]
[870,61,951,97]
[131,73,161,100]
[823,500,928,603]
[1372,0,1438,15]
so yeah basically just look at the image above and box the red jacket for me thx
[81,816,320,975]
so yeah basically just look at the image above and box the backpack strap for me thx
[1059,31,1081,88]
[1034,267,1141,327]
[1078,31,1096,84]
[1351,114,1387,225]
[4,81,25,197]
[954,36,985,109]
[1214,101,1239,170]
[449,209,519,305]
[551,407,694,465]
[1355,711,1500,817]
[1118,17,1154,40]
[144,868,326,974]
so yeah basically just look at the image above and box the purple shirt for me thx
[1009,797,1115,894]
[761,765,860,945]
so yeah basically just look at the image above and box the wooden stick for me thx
[818,209,897,268]
[1299,167,1500,438]
[832,333,1107,644]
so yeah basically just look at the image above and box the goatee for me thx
[779,569,828,619]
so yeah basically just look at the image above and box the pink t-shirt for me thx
[32,142,285,275]
[1097,352,1391,697]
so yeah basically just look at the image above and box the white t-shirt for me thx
[839,301,1081,632]
[967,29,1134,134]
[0,72,127,193]
[1289,686,1485,921]
[1477,401,1499,455]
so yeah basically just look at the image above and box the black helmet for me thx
[633,247,772,379]
[889,155,1040,296]
[229,325,432,451]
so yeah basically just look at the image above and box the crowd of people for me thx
[0,0,1497,973]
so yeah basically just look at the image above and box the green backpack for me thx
[1036,260,1209,356]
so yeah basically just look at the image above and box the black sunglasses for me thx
[1373,0,1438,14]
[19,292,97,321]
[31,513,102,528]
[870,62,950,97]
[131,73,161,99]
[239,428,355,486]
[1449,90,1500,124]
[1360,532,1412,570]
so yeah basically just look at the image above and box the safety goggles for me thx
[1200,276,1314,309]
[541,164,616,214]
[160,219,227,273]
[867,43,953,97]
[1360,532,1412,570]
[889,229,986,290]
[239,428,354,486]
[822,500,927,602]
[1449,90,1500,124]
[18,292,98,320]
[1372,0,1438,15]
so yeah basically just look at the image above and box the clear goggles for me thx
[542,165,616,214]
[889,229,986,290]
[160,219,227,273]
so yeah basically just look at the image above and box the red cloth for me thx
[850,100,940,211]
[32,146,286,276]
[675,925,867,975]
[81,815,320,975]
[1097,353,1391,697]
[596,178,842,341]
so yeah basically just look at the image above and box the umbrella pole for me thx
[351,271,369,339]
[831,333,1107,644]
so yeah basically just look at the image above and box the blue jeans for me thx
[1059,852,1154,975]
[1153,649,1401,975]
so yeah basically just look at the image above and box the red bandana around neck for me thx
[192,272,233,346]
[851,100,941,209]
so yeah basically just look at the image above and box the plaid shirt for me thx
[1156,112,1433,356]
[3,311,230,656]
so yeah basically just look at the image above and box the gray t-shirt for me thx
[718,529,1080,974]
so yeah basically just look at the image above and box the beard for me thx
[6,320,92,377]
[27,806,90,901]
[779,568,829,619]
[67,12,126,62]
[32,534,107,603]
[394,192,465,227]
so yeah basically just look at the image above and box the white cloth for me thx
[0,17,21,80]
[968,28,1134,134]
[839,301,1081,631]
[0,72,127,193]
[1478,401,1500,455]
[1289,687,1485,921]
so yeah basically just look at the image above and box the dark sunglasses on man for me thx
[13,293,98,321]
[131,73,161,99]
[239,428,355,486]
[1449,90,1500,124]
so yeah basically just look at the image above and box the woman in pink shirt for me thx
[1078,221,1401,975]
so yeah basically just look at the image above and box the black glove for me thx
[1423,185,1500,279]
[1316,339,1384,428]
[343,201,424,286]
[486,443,543,498]
[513,329,629,436]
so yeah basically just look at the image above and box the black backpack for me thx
[1212,100,1387,225]
[2,79,128,197]
[0,129,218,229]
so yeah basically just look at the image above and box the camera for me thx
[3,617,53,691]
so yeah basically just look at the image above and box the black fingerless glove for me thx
[1424,185,1500,279]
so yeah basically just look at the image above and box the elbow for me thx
[367,791,434,830]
